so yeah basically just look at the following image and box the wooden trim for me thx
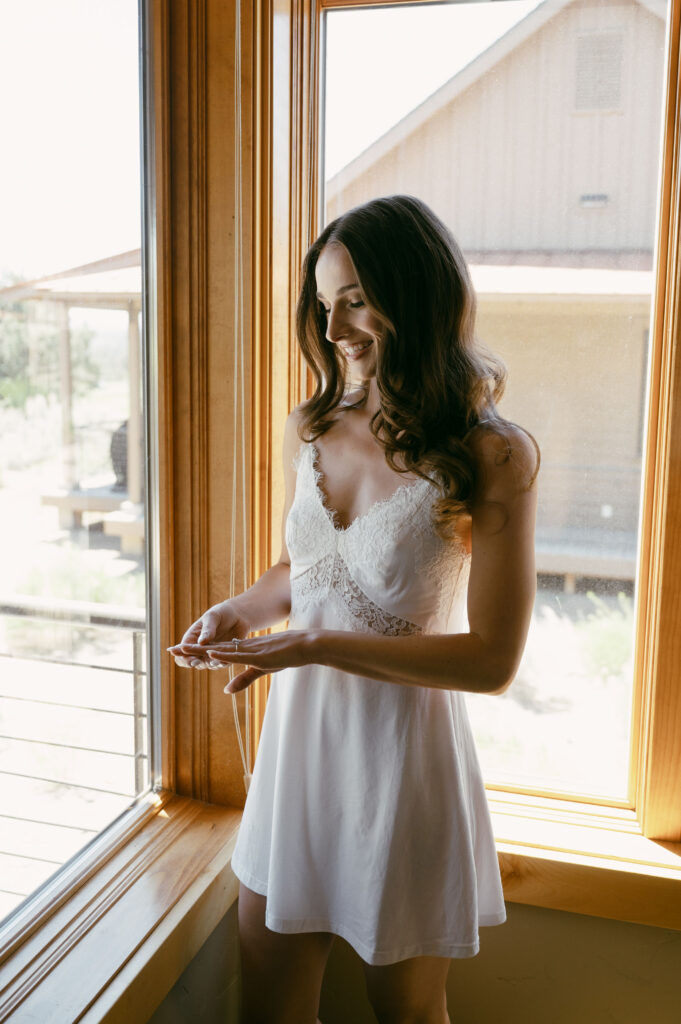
[0,792,174,969]
[152,0,176,799]
[250,0,274,751]
[635,0,681,842]
[499,847,681,932]
[156,0,261,805]
[319,0,435,8]
[0,797,241,1023]
[488,791,681,931]
[249,0,324,748]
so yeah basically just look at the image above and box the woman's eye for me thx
[348,300,365,309]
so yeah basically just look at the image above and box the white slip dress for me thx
[230,440,506,965]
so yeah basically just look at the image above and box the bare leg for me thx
[362,955,452,1024]
[238,882,335,1024]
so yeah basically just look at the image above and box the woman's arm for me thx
[194,426,538,694]
[168,408,302,664]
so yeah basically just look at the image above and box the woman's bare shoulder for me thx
[467,420,540,496]
[285,402,306,432]
[282,404,308,466]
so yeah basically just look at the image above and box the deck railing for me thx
[0,596,147,922]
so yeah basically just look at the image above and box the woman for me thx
[169,195,538,1024]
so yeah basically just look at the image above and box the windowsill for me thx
[0,794,242,1023]
[490,791,681,930]
[1,791,679,1024]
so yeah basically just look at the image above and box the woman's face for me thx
[315,243,384,385]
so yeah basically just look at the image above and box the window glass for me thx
[322,0,669,799]
[0,0,148,922]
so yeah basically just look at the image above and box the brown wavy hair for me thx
[295,195,539,536]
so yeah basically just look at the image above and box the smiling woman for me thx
[170,193,538,1024]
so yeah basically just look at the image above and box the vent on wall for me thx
[575,32,624,110]
[579,193,609,208]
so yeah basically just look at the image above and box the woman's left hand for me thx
[170,629,315,693]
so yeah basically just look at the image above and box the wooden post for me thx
[57,302,77,505]
[127,301,143,504]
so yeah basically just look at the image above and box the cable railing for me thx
[0,596,148,920]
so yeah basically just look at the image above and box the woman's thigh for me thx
[362,955,452,1024]
[238,882,335,1024]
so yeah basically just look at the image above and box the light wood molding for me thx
[249,0,323,748]
[0,797,241,1023]
[635,0,681,841]
[319,0,433,7]
[250,0,275,747]
[156,0,260,806]
[499,846,681,932]
[0,792,174,971]
[152,0,175,800]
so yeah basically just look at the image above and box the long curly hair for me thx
[295,195,538,536]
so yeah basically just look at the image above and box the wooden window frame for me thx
[298,0,681,926]
[0,1,679,1020]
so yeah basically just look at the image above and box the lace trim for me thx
[291,552,423,637]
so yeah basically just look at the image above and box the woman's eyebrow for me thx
[315,282,359,298]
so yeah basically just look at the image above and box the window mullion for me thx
[634,0,681,842]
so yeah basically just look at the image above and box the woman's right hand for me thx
[168,601,251,669]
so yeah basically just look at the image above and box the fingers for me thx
[224,667,265,694]
[197,609,219,644]
[170,653,211,669]
[176,642,252,661]
[167,639,264,691]
[176,608,221,653]
[172,619,212,669]
[167,643,238,671]
[179,620,203,646]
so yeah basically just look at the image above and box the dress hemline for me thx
[231,857,506,966]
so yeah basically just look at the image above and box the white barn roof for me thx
[327,0,667,193]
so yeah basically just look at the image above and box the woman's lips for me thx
[340,340,373,360]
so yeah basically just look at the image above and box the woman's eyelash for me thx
[318,298,365,316]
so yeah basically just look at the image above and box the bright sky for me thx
[0,0,140,282]
[0,0,543,284]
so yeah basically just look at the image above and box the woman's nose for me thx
[325,304,349,343]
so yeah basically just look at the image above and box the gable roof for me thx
[0,250,141,309]
[326,0,666,192]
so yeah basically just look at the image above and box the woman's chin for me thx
[346,360,377,386]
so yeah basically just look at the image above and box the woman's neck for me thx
[345,378,380,418]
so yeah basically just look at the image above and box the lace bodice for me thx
[286,442,470,636]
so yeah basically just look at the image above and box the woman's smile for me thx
[340,338,373,360]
